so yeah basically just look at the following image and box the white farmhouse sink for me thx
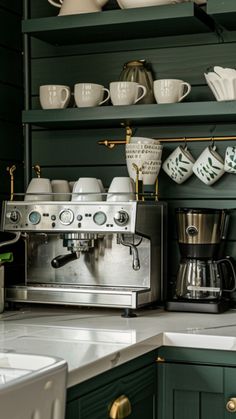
[0,352,67,419]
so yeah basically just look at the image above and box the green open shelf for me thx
[22,3,214,45]
[207,0,236,31]
[22,102,236,128]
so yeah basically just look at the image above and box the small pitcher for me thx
[48,0,109,15]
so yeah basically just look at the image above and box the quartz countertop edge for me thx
[1,307,236,388]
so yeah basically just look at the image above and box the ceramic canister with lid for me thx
[119,60,155,104]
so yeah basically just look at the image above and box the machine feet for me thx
[121,308,137,318]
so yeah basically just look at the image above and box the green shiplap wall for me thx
[28,0,236,299]
[0,0,24,198]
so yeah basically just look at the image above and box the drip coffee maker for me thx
[166,208,236,313]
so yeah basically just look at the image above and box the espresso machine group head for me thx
[1,200,167,315]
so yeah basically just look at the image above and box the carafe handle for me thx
[216,257,236,292]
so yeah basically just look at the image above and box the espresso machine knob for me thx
[114,211,129,226]
[7,210,21,223]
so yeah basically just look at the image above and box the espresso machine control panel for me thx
[1,201,137,233]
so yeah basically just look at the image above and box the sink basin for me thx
[0,352,67,419]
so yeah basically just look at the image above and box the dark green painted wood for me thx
[0,2,24,197]
[79,364,156,419]
[0,48,22,86]
[22,102,236,128]
[0,8,22,50]
[0,84,23,123]
[158,363,224,419]
[66,399,79,419]
[29,42,236,94]
[67,349,158,401]
[207,0,236,31]
[0,0,22,15]
[158,347,236,367]
[22,3,214,46]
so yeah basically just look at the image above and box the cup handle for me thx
[134,85,147,104]
[178,82,191,102]
[48,0,63,8]
[99,88,110,105]
[60,87,70,108]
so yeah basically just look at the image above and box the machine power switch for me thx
[114,210,129,226]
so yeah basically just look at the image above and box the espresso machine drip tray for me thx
[6,284,153,309]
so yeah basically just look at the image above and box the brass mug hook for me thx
[211,137,215,149]
[6,164,16,201]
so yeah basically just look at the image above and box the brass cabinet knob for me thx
[109,395,132,419]
[226,398,236,412]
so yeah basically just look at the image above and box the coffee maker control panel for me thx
[1,201,137,233]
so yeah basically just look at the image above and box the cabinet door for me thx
[158,363,224,419]
[78,364,156,419]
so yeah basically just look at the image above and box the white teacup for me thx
[110,81,147,106]
[39,85,71,109]
[162,146,195,184]
[72,178,102,201]
[25,178,53,201]
[154,79,191,104]
[74,83,110,107]
[69,181,76,192]
[224,146,236,173]
[51,180,70,201]
[107,177,135,201]
[193,146,225,185]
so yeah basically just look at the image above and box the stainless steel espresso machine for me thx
[166,208,236,313]
[1,200,167,316]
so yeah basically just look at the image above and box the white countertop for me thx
[1,306,236,388]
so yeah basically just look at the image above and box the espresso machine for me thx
[1,200,167,316]
[166,208,236,313]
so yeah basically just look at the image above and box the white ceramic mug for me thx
[25,178,53,201]
[162,145,195,184]
[110,81,147,106]
[142,160,162,185]
[224,146,236,174]
[74,83,110,107]
[51,180,71,201]
[107,177,135,201]
[72,178,102,201]
[39,85,71,109]
[154,79,191,104]
[193,146,225,185]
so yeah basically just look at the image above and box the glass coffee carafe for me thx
[176,257,236,300]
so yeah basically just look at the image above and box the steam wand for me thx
[118,234,140,271]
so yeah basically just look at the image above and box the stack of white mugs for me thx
[126,137,163,185]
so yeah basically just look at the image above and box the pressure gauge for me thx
[59,209,74,225]
[93,211,107,226]
[28,211,41,225]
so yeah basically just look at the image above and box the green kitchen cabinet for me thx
[157,348,236,419]
[66,350,158,419]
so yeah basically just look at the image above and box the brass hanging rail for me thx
[98,135,236,149]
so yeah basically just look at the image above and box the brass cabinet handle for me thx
[109,395,132,419]
[226,398,236,412]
